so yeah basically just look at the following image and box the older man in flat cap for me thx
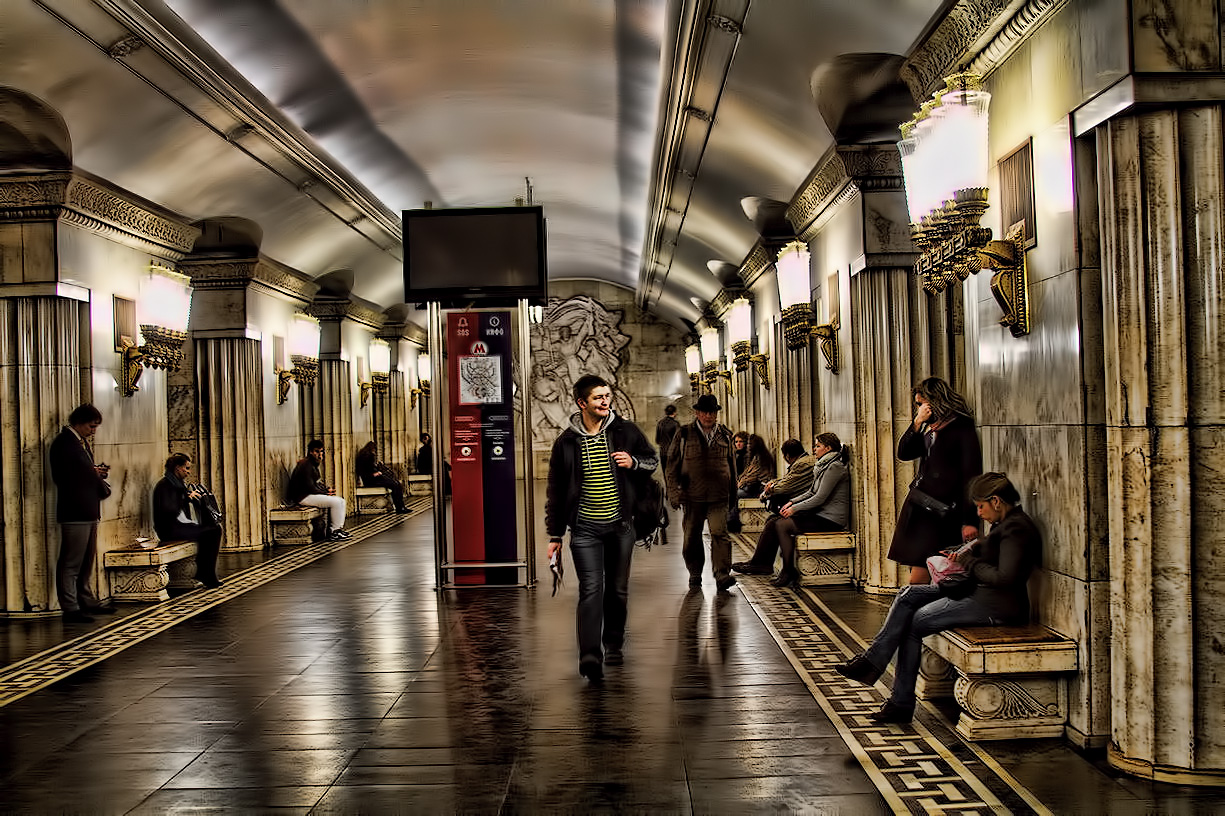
[664,393,738,592]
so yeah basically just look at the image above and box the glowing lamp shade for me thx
[288,314,320,358]
[776,241,811,310]
[369,339,391,375]
[416,352,431,383]
[140,266,192,334]
[728,297,752,344]
[699,327,720,365]
[685,344,702,376]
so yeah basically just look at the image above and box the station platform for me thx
[0,501,1220,814]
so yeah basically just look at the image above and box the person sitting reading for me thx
[834,472,1040,724]
[730,439,817,576]
[356,441,407,513]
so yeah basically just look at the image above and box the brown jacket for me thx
[768,453,817,500]
[665,420,737,507]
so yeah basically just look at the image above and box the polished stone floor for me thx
[1,503,1224,814]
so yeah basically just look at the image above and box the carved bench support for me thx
[407,474,432,496]
[103,540,198,602]
[919,624,1078,740]
[796,532,856,586]
[269,506,324,546]
[736,499,769,533]
[355,486,391,515]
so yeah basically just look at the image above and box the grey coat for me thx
[787,457,850,528]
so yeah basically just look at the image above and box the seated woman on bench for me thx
[770,432,851,588]
[834,472,1040,723]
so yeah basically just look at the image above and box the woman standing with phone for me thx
[889,377,982,584]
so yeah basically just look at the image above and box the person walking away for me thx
[655,405,680,473]
[835,473,1039,724]
[544,375,658,681]
[356,441,408,513]
[48,403,116,622]
[153,453,224,588]
[731,439,816,575]
[665,393,738,592]
[289,439,351,541]
[889,377,982,584]
[771,432,852,587]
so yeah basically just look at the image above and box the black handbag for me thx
[937,571,977,599]
[908,485,953,518]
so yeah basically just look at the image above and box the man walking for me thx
[732,439,817,575]
[665,393,738,591]
[655,404,680,472]
[545,375,658,682]
[289,439,350,541]
[49,403,116,622]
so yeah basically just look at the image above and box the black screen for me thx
[403,206,546,303]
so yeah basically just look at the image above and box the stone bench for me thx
[103,539,199,602]
[407,474,432,496]
[269,506,324,546]
[917,624,1079,740]
[737,498,770,533]
[355,485,392,514]
[796,532,855,586]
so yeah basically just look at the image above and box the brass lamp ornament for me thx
[120,264,192,396]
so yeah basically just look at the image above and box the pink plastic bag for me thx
[926,539,978,583]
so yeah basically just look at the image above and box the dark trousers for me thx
[569,517,634,663]
[778,513,845,573]
[681,500,731,580]
[57,522,101,612]
[365,474,406,511]
[745,514,785,567]
[161,522,224,584]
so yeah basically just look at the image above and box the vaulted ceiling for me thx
[3,0,947,328]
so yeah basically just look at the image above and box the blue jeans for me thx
[569,517,635,663]
[864,584,997,709]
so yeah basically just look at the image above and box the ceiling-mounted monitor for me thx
[403,205,547,306]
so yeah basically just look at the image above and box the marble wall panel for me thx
[986,38,1034,169]
[976,270,1085,427]
[1076,0,1131,98]
[1192,425,1225,765]
[1131,0,1219,72]
[861,190,910,256]
[0,222,57,283]
[979,422,1093,582]
[1026,2,1084,128]
[1023,119,1079,284]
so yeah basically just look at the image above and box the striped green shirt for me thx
[577,431,620,522]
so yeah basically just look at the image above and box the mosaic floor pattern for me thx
[0,499,429,710]
[731,535,1052,816]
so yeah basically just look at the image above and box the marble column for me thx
[0,292,89,614]
[372,369,409,483]
[194,337,268,551]
[301,359,355,507]
[1096,104,1225,785]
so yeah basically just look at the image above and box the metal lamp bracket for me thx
[810,322,840,374]
[979,223,1030,337]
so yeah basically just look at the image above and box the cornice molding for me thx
[180,256,319,303]
[0,173,71,220]
[738,242,775,289]
[788,145,902,242]
[309,297,386,329]
[902,0,1068,99]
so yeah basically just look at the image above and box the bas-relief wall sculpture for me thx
[528,294,635,447]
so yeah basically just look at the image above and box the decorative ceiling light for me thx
[276,313,320,404]
[361,338,391,407]
[899,72,1030,335]
[699,325,732,397]
[727,296,770,389]
[120,263,193,397]
[411,351,431,409]
[776,241,815,351]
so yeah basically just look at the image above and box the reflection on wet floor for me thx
[0,505,1221,814]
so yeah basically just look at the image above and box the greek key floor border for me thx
[0,498,432,709]
[731,536,1051,816]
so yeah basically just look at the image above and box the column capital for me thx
[179,256,319,304]
[788,146,904,243]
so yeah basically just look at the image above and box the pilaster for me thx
[1096,103,1225,784]
[301,359,355,509]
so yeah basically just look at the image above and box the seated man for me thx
[834,472,1041,723]
[731,439,818,575]
[153,453,224,588]
[288,439,350,541]
[356,441,407,513]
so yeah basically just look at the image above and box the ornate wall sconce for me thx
[775,244,841,372]
[698,327,731,395]
[276,313,320,404]
[727,296,770,389]
[685,344,702,397]
[120,264,192,397]
[898,72,1030,335]
[360,339,392,408]
[410,351,431,409]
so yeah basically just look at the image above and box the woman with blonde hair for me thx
[771,432,850,588]
[889,377,982,584]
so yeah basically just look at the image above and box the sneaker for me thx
[329,528,352,541]
[579,656,604,682]
[867,700,914,724]
[715,575,737,592]
[604,647,624,666]
[834,654,883,686]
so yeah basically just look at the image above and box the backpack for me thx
[631,470,668,548]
